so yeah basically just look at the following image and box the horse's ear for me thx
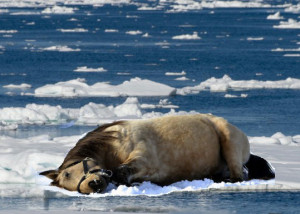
[39,170,59,180]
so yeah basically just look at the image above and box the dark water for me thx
[0,4,300,137]
[0,191,300,213]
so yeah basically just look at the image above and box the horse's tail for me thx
[244,154,275,180]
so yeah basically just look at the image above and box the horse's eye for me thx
[64,172,70,178]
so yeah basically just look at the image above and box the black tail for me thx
[245,154,275,180]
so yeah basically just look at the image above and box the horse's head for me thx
[40,157,113,194]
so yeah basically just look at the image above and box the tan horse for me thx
[40,114,273,194]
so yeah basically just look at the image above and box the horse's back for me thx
[104,114,249,184]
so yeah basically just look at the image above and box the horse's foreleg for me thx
[112,164,135,186]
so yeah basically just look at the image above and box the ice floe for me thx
[175,77,190,81]
[165,71,186,76]
[0,30,18,34]
[3,83,31,89]
[274,19,300,29]
[172,32,201,40]
[0,97,183,126]
[249,132,300,146]
[267,12,284,20]
[271,47,300,52]
[74,66,107,72]
[284,4,300,13]
[224,93,248,98]
[247,37,264,41]
[41,6,76,14]
[105,29,119,33]
[177,75,300,94]
[126,30,143,35]
[57,28,88,33]
[41,45,80,52]
[34,78,176,97]
[283,54,300,57]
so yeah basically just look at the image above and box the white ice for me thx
[267,12,284,20]
[57,28,88,33]
[177,75,300,95]
[41,45,80,52]
[0,97,182,126]
[165,71,186,76]
[33,78,176,97]
[41,6,75,14]
[172,32,201,40]
[3,83,31,89]
[0,30,18,34]
[247,37,264,41]
[0,0,272,11]
[274,19,300,29]
[104,29,119,33]
[74,66,107,72]
[126,30,143,35]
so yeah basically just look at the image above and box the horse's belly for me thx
[136,116,223,183]
[152,137,221,183]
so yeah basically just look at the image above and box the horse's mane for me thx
[59,121,126,170]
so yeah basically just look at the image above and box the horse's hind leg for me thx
[218,123,250,182]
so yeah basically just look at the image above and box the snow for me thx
[0,129,299,198]
[172,32,201,40]
[34,78,176,97]
[177,75,300,95]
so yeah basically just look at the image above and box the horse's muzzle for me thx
[88,179,107,193]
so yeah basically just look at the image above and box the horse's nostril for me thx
[88,180,104,192]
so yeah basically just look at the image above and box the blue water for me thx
[0,1,300,212]
[0,191,300,213]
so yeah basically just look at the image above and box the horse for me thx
[40,114,275,194]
